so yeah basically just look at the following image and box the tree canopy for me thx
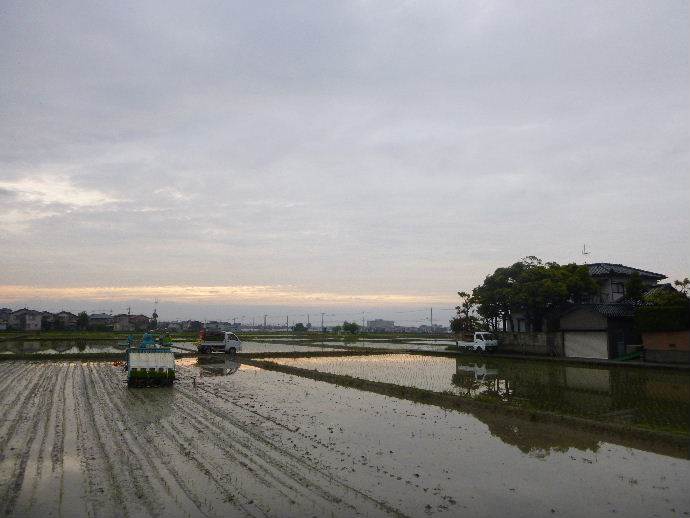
[77,311,89,330]
[450,291,481,335]
[292,322,307,332]
[470,257,598,331]
[342,321,360,334]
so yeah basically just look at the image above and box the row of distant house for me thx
[365,319,448,334]
[0,308,154,332]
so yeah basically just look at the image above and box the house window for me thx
[612,282,625,295]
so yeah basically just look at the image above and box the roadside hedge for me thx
[636,306,690,332]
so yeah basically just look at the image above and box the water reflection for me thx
[196,355,241,377]
[0,340,123,355]
[452,358,690,435]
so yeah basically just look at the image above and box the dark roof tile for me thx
[587,262,666,280]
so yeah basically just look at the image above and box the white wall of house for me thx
[25,314,41,331]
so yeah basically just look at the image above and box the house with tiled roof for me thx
[557,264,667,359]
[505,262,669,360]
[585,263,666,303]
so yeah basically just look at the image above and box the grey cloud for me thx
[0,0,688,314]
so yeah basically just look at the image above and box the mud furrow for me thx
[0,364,58,515]
[82,362,166,517]
[23,363,67,510]
[0,361,33,396]
[111,380,252,516]
[173,381,409,517]
[162,420,261,518]
[173,387,359,514]
[164,393,319,511]
[86,362,207,518]
[51,362,71,473]
[97,363,245,518]
[0,362,46,442]
[74,362,130,518]
[163,398,307,515]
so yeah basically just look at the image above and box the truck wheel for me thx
[475,346,482,353]
[227,347,236,355]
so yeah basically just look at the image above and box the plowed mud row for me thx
[0,361,411,517]
[1,360,688,518]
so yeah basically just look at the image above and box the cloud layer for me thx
[1,1,688,317]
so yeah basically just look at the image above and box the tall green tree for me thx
[77,311,89,330]
[450,291,481,335]
[471,257,598,332]
[342,321,360,334]
[625,272,645,302]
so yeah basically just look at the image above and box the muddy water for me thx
[265,354,690,435]
[171,340,341,353]
[0,360,687,517]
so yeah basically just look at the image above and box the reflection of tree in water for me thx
[475,410,601,457]
[452,361,511,399]
[196,355,241,377]
[451,357,690,457]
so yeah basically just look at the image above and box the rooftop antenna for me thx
[582,244,591,264]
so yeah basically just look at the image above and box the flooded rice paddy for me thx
[0,359,688,517]
[0,339,127,355]
[0,339,340,356]
[264,354,690,435]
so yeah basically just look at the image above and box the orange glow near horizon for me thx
[0,284,456,307]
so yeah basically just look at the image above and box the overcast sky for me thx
[1,1,688,323]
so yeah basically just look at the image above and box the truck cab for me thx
[197,330,242,354]
[458,332,498,353]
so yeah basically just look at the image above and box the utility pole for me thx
[264,314,267,328]
[307,313,310,326]
[286,315,289,331]
[321,312,325,332]
[430,307,433,327]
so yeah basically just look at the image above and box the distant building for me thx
[183,320,202,332]
[112,314,134,332]
[55,311,78,330]
[366,319,396,332]
[417,324,448,334]
[9,309,43,331]
[88,313,113,329]
[129,315,151,332]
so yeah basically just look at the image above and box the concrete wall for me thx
[498,332,563,356]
